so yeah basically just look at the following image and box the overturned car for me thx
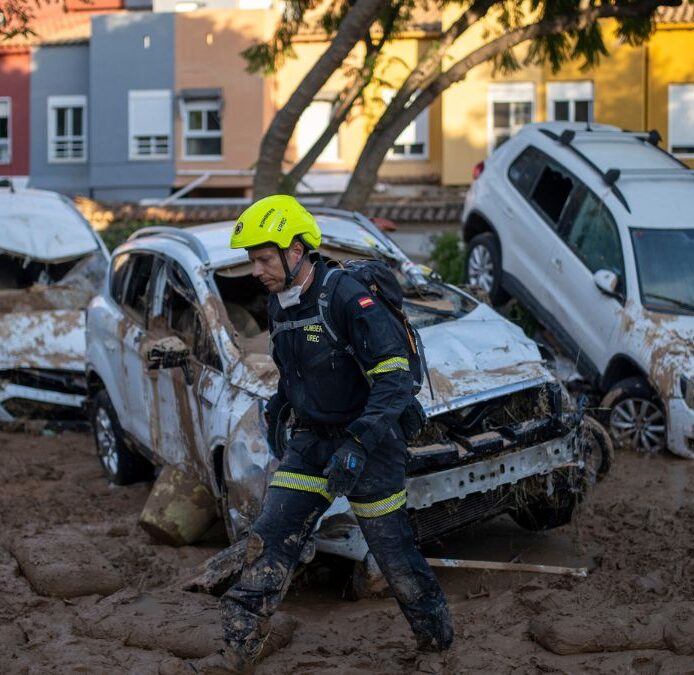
[85,209,607,558]
[0,186,109,422]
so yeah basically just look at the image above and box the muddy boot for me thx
[189,643,254,675]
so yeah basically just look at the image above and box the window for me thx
[114,253,155,324]
[488,83,534,152]
[547,81,594,123]
[296,99,339,163]
[183,99,222,159]
[162,262,221,370]
[0,98,10,164]
[668,84,694,156]
[48,95,87,162]
[382,89,429,159]
[508,145,544,196]
[128,90,172,160]
[563,188,623,278]
[509,145,577,228]
[531,162,575,226]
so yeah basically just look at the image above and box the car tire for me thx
[464,232,509,306]
[580,415,614,484]
[510,469,578,531]
[91,389,154,485]
[600,377,666,455]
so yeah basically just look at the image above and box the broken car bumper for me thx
[313,427,581,561]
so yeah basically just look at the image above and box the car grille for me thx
[408,485,514,544]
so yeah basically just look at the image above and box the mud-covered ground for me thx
[2,429,694,674]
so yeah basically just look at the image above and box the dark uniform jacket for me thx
[268,259,413,454]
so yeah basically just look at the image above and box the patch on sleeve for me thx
[357,296,375,309]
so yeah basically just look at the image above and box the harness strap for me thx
[269,314,322,341]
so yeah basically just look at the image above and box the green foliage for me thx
[99,220,167,252]
[506,299,540,337]
[429,231,465,285]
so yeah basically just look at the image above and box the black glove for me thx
[323,438,367,497]
[399,397,427,442]
[264,394,291,461]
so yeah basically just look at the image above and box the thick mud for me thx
[1,429,694,674]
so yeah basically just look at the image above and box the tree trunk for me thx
[338,0,666,211]
[253,0,388,199]
[286,59,376,190]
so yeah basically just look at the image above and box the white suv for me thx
[462,122,694,459]
[85,209,604,558]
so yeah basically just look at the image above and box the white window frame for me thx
[382,89,429,161]
[182,99,222,161]
[47,95,87,164]
[296,99,340,164]
[0,97,11,165]
[487,82,535,155]
[668,84,694,159]
[128,89,172,161]
[547,81,594,123]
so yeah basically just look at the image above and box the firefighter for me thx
[198,195,453,674]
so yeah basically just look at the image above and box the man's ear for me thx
[289,238,306,261]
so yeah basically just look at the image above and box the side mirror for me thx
[146,335,193,384]
[593,269,620,298]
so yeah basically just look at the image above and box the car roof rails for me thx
[603,167,694,182]
[129,226,211,267]
[540,128,631,212]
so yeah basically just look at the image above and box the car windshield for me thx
[631,228,694,315]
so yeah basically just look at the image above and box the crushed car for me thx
[0,184,109,423]
[462,122,694,458]
[85,208,608,561]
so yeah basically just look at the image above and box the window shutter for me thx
[669,84,694,155]
[129,90,172,158]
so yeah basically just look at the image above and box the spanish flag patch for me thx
[358,296,375,308]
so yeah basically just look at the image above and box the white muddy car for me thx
[0,185,109,422]
[463,123,694,459]
[86,209,605,558]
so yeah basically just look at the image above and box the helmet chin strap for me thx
[279,246,308,289]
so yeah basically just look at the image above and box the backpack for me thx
[317,259,432,397]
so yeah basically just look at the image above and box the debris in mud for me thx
[10,527,124,599]
[75,587,297,661]
[529,602,694,655]
[139,466,218,547]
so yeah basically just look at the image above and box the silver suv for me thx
[86,209,604,558]
[463,122,694,459]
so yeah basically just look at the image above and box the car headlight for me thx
[681,375,694,410]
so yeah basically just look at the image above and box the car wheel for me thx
[464,232,509,306]
[580,415,613,484]
[511,469,578,531]
[601,377,666,455]
[91,389,154,485]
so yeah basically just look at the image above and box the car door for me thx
[543,185,625,377]
[502,146,578,311]
[147,259,225,477]
[112,252,158,449]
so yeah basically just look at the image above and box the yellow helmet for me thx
[230,194,321,250]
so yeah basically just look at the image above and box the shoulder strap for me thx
[269,314,323,341]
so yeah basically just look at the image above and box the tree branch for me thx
[253,0,389,198]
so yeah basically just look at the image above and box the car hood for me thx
[417,302,550,415]
[0,310,86,370]
[232,302,552,414]
[0,192,99,262]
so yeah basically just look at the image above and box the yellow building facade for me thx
[441,5,694,185]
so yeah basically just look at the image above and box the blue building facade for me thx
[89,13,175,201]
[30,45,91,195]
